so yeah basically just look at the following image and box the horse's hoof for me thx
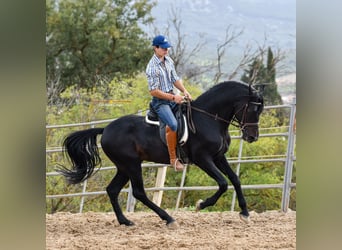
[121,220,135,226]
[239,213,250,224]
[167,220,179,229]
[195,199,203,212]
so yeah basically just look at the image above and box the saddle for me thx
[145,102,190,164]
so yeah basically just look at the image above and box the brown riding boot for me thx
[165,126,184,171]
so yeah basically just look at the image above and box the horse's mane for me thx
[195,81,255,104]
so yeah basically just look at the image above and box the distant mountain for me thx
[148,0,295,69]
[277,73,296,104]
[144,0,296,100]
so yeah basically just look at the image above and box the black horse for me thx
[58,81,264,226]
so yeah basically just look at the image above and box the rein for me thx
[185,102,231,134]
[185,100,260,133]
[190,105,231,124]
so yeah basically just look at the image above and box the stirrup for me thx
[173,158,184,172]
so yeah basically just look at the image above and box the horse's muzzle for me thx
[244,134,258,143]
[242,126,259,143]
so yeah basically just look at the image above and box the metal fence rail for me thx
[46,103,296,213]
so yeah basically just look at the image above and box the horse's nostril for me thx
[247,136,257,142]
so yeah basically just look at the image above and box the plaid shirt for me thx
[146,54,180,92]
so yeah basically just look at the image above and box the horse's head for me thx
[232,88,264,143]
[192,81,264,142]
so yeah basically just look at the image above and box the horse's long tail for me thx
[57,128,104,184]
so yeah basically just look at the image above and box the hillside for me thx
[144,0,296,101]
[277,73,296,104]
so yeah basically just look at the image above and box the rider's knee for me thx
[168,122,178,132]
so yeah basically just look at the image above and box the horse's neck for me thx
[193,82,249,124]
[194,95,235,121]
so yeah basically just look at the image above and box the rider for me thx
[145,35,192,171]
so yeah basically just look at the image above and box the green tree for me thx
[241,47,282,106]
[46,0,156,93]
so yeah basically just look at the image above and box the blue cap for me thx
[152,35,172,48]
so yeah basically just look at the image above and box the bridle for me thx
[185,98,262,133]
[230,101,262,130]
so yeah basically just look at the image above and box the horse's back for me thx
[103,115,144,135]
[101,115,168,164]
[102,115,149,146]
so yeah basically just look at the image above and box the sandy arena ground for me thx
[46,210,296,250]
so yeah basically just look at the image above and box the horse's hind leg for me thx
[106,170,133,226]
[129,166,176,225]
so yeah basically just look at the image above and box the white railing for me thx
[46,103,296,213]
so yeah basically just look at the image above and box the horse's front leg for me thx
[194,157,228,210]
[214,156,249,222]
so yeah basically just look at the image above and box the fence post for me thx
[231,137,244,211]
[79,179,88,213]
[152,165,168,206]
[281,101,296,212]
[176,164,188,210]
[126,181,136,212]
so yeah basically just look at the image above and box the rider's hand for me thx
[173,95,184,104]
[183,90,192,101]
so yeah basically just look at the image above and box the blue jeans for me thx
[151,97,178,131]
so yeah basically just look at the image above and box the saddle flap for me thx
[145,103,189,146]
